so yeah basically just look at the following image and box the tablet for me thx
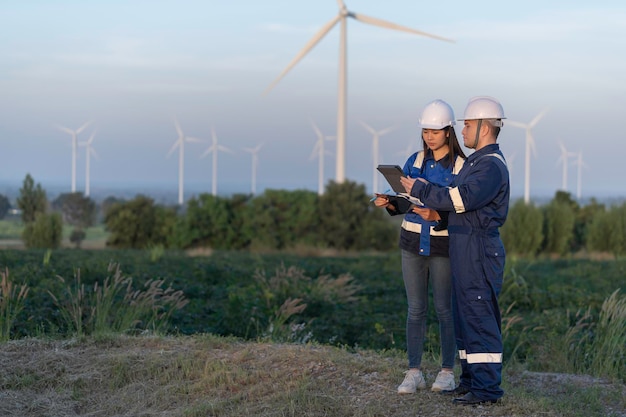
[376,164,406,193]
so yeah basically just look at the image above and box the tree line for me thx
[9,174,626,257]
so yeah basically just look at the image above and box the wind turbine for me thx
[167,119,201,205]
[556,140,577,192]
[57,121,92,192]
[79,131,98,197]
[507,109,549,204]
[264,0,453,184]
[310,120,335,196]
[200,126,233,197]
[243,143,263,195]
[361,121,395,193]
[573,150,589,200]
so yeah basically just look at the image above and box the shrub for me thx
[22,212,63,249]
[501,199,543,256]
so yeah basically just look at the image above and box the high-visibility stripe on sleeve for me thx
[466,353,502,364]
[449,187,466,213]
[458,350,467,360]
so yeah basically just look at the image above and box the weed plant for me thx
[0,268,29,341]
[49,262,189,336]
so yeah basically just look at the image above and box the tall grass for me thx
[588,289,626,380]
[49,262,189,337]
[563,289,626,381]
[0,268,29,341]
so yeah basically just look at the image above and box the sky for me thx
[1,0,625,203]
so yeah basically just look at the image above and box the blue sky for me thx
[1,0,625,202]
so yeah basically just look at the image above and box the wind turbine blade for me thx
[529,108,549,128]
[310,141,321,160]
[75,121,93,134]
[336,0,345,9]
[56,125,74,135]
[351,13,454,43]
[310,119,324,139]
[87,130,96,144]
[174,119,183,138]
[379,125,396,136]
[167,140,180,157]
[360,121,376,135]
[217,145,234,153]
[506,120,527,129]
[186,136,203,143]
[264,14,342,95]
[200,146,214,159]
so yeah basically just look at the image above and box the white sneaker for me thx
[397,369,426,394]
[431,370,455,392]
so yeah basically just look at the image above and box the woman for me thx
[374,99,465,394]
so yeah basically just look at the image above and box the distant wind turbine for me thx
[167,119,201,205]
[79,131,98,197]
[201,126,233,197]
[242,143,263,195]
[310,120,335,196]
[573,150,589,200]
[57,121,92,192]
[556,140,577,192]
[264,0,453,184]
[361,121,395,193]
[507,109,549,204]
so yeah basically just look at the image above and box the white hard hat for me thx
[418,99,455,129]
[458,96,506,126]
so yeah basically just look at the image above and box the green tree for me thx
[575,198,605,253]
[51,193,96,228]
[243,189,319,250]
[0,194,11,220]
[174,193,251,250]
[586,207,611,254]
[22,212,63,249]
[16,174,47,223]
[501,199,543,256]
[543,197,575,255]
[318,180,396,251]
[104,195,176,249]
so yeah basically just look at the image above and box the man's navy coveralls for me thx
[408,143,510,401]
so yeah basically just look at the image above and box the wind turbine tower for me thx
[574,150,588,200]
[201,126,233,197]
[361,121,395,193]
[310,120,335,196]
[57,121,92,193]
[167,119,201,205]
[243,143,263,195]
[507,109,548,204]
[264,0,453,183]
[79,131,98,197]
[557,141,577,192]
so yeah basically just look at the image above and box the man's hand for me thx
[373,195,395,211]
[412,207,441,221]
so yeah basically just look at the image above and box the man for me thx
[400,96,509,405]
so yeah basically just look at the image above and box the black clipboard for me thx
[377,164,406,193]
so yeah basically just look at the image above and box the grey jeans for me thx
[401,249,456,369]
